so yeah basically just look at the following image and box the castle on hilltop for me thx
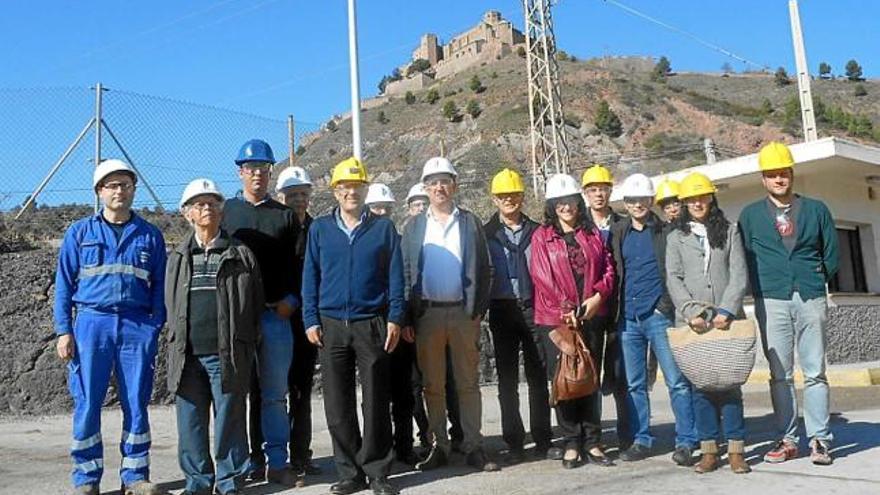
[384,11,525,96]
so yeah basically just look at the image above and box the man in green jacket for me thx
[738,142,839,466]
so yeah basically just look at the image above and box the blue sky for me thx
[2,0,877,124]
[0,1,877,209]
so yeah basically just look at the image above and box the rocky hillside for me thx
[290,55,880,221]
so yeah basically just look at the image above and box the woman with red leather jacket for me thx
[529,174,616,469]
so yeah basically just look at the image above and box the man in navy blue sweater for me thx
[302,157,404,495]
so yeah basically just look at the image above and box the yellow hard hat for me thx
[581,164,613,187]
[491,168,525,194]
[654,177,681,203]
[330,157,368,188]
[758,141,795,172]
[678,172,716,200]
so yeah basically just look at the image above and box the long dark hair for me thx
[544,194,596,234]
[675,194,730,249]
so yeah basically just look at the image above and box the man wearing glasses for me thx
[221,139,301,486]
[401,157,499,472]
[54,159,167,495]
[580,164,633,452]
[302,158,403,495]
[609,173,697,466]
[165,179,263,495]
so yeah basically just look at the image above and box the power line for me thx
[600,0,770,71]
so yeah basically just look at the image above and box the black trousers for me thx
[247,310,319,468]
[411,349,463,447]
[389,340,416,456]
[489,301,552,451]
[321,316,393,481]
[537,319,605,450]
[289,311,318,464]
[596,316,634,448]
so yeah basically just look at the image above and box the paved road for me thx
[1,384,878,495]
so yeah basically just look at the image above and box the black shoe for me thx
[619,443,651,462]
[545,446,565,461]
[293,458,323,476]
[396,449,422,466]
[451,439,464,454]
[503,447,527,465]
[246,464,266,482]
[465,449,501,472]
[672,446,695,466]
[585,447,615,467]
[330,478,368,495]
[416,447,449,471]
[369,478,399,495]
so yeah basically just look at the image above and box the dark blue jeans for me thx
[693,387,746,442]
[620,311,697,449]
[176,354,249,495]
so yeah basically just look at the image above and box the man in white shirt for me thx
[400,157,497,472]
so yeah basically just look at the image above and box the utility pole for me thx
[703,138,717,164]
[288,115,296,166]
[789,0,818,142]
[523,0,569,197]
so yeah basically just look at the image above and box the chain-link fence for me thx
[0,86,320,243]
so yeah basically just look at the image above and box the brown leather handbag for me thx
[548,323,598,406]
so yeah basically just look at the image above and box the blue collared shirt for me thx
[622,225,664,320]
[335,207,368,243]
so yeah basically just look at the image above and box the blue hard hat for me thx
[235,139,276,165]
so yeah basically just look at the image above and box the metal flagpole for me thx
[347,0,363,160]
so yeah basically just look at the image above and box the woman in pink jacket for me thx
[530,174,616,469]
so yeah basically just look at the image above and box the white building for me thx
[611,136,880,301]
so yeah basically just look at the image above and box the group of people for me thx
[53,139,839,495]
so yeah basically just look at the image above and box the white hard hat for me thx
[619,173,655,198]
[420,156,458,182]
[180,178,225,208]
[93,159,136,188]
[365,183,396,205]
[275,166,312,191]
[544,174,581,200]
[406,183,428,203]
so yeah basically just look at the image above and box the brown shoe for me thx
[694,441,718,474]
[728,440,751,473]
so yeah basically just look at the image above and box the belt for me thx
[423,300,463,308]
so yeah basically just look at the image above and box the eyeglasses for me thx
[189,201,222,211]
[584,186,611,194]
[241,164,271,175]
[334,182,366,193]
[425,177,454,187]
[623,197,651,205]
[101,182,134,192]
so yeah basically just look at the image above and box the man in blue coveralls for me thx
[54,159,168,495]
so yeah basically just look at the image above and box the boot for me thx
[694,440,718,474]
[728,440,751,474]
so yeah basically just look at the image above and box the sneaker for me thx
[619,443,651,462]
[672,446,695,466]
[810,439,833,466]
[764,439,798,464]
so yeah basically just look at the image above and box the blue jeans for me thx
[693,388,745,442]
[176,354,248,494]
[620,311,697,449]
[756,294,831,444]
[257,309,293,469]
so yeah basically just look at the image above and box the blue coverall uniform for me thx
[54,211,167,488]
